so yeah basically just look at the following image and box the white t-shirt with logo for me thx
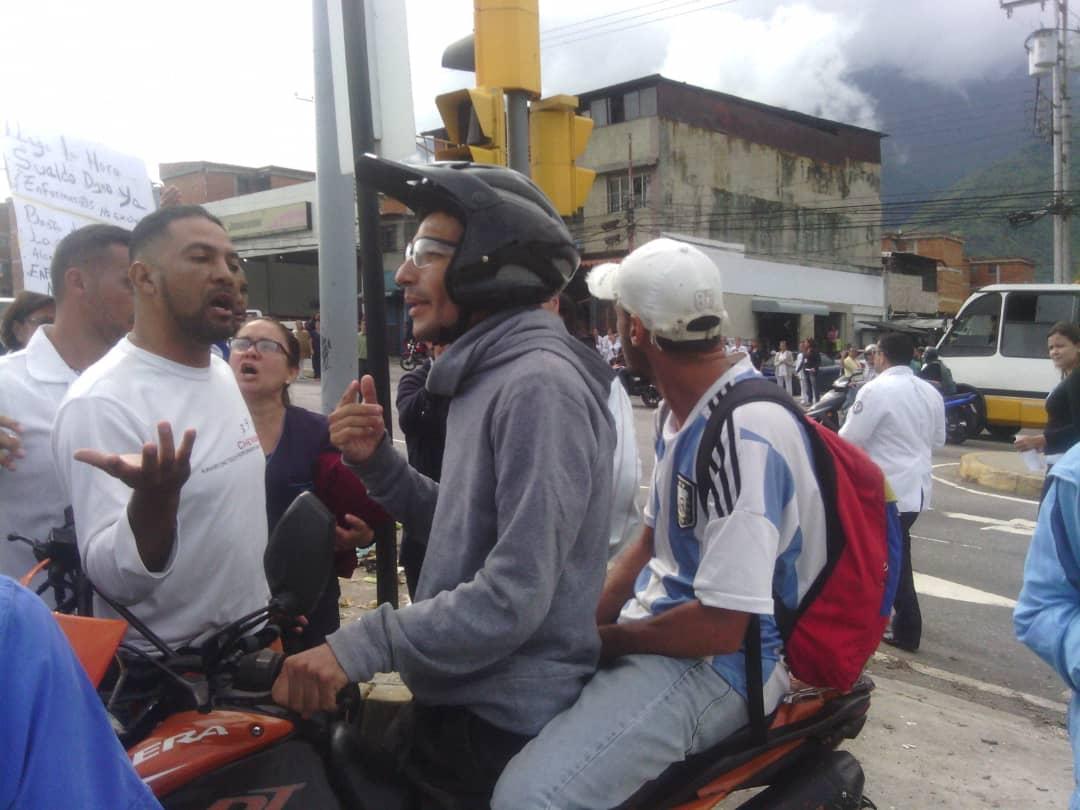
[53,338,269,652]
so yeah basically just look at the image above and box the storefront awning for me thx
[751,298,830,316]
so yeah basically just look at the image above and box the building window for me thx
[588,86,658,128]
[380,224,399,253]
[639,85,657,117]
[921,267,937,292]
[236,174,271,196]
[606,173,649,213]
[589,98,608,127]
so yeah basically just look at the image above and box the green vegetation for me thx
[903,140,1080,282]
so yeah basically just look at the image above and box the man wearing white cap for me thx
[494,238,827,809]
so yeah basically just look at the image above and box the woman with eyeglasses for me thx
[1,291,55,353]
[229,317,390,652]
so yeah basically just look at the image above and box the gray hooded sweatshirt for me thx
[328,307,616,736]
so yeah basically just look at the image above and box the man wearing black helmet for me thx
[272,157,617,802]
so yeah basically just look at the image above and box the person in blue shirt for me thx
[1015,442,1080,810]
[0,575,161,809]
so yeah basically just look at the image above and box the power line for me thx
[542,0,742,48]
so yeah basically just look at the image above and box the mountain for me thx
[850,67,1074,281]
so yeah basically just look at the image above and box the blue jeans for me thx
[492,654,787,810]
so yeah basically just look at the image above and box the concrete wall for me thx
[888,272,938,314]
[937,265,970,315]
[577,117,881,270]
[969,260,1036,287]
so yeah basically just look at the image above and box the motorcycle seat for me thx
[614,675,874,809]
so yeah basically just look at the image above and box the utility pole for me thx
[340,0,398,608]
[1004,0,1073,282]
[312,0,359,416]
[626,133,635,251]
[1057,0,1072,283]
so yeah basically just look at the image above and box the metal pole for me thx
[1062,0,1072,282]
[313,0,360,414]
[1054,0,1067,284]
[507,91,529,175]
[626,133,635,251]
[342,0,398,608]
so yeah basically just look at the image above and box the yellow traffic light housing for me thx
[529,95,596,216]
[475,0,540,96]
[435,87,507,165]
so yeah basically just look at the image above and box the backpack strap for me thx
[693,376,817,746]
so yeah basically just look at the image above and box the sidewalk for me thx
[959,450,1045,499]
[841,669,1071,809]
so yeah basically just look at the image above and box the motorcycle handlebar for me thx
[234,648,285,693]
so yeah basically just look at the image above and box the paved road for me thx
[296,369,1063,721]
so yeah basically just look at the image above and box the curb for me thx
[959,452,1044,500]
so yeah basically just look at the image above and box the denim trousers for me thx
[492,653,787,810]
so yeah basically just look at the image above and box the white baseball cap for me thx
[586,238,727,342]
[863,343,877,353]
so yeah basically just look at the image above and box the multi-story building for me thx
[574,75,887,349]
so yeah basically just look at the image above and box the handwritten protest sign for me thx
[2,121,154,293]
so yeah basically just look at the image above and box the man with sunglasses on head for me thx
[52,205,268,653]
[272,156,617,805]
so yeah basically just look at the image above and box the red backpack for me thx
[694,377,902,736]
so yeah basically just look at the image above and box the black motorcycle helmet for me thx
[355,154,579,320]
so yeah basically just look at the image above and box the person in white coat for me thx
[839,332,945,652]
[773,339,795,396]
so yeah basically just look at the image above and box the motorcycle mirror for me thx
[264,491,335,617]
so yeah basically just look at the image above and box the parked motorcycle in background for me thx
[807,372,863,432]
[399,338,430,371]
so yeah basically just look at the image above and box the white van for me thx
[937,283,1079,437]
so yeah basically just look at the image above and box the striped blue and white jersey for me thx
[618,356,827,704]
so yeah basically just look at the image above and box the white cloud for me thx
[0,0,1057,200]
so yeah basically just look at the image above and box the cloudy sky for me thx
[0,0,1058,193]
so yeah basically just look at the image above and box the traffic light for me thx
[434,86,507,165]
[474,0,540,96]
[529,95,596,216]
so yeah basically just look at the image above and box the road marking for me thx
[931,463,1039,506]
[914,533,985,550]
[914,534,950,545]
[913,572,1017,608]
[872,651,1068,715]
[940,511,1035,537]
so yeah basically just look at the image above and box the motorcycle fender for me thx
[132,710,292,798]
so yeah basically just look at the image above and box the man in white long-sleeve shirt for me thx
[52,205,267,652]
[839,331,945,652]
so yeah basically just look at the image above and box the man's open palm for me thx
[75,421,196,495]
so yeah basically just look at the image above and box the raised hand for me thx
[0,414,24,471]
[329,375,385,466]
[73,422,196,571]
[75,421,196,496]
